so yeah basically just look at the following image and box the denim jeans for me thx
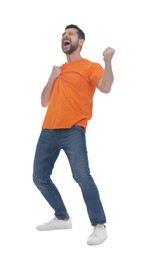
[33,126,106,226]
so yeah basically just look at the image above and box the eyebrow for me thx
[62,32,66,37]
[62,31,76,37]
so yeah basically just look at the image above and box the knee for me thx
[33,170,52,191]
[33,168,42,188]
[33,173,46,191]
[33,171,39,187]
[72,170,88,184]
[72,168,92,187]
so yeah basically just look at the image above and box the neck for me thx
[66,52,83,63]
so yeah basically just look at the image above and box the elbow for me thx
[98,85,112,94]
[41,100,48,107]
[97,79,113,94]
[102,79,114,93]
[103,86,111,94]
[103,79,114,93]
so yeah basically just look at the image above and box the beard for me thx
[62,41,79,55]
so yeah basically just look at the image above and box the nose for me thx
[63,33,68,39]
[64,36,68,41]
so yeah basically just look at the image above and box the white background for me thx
[0,0,144,259]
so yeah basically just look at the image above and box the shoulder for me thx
[84,59,103,69]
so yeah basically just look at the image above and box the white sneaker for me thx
[36,217,72,231]
[87,224,107,245]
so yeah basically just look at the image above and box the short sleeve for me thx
[89,63,104,89]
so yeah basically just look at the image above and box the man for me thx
[33,24,115,245]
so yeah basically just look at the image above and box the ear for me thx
[79,39,84,47]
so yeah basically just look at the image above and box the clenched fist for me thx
[103,47,115,62]
[50,66,61,80]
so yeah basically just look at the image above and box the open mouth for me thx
[63,40,70,46]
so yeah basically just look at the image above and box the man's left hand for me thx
[103,47,115,62]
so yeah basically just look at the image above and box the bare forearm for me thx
[98,61,114,93]
[97,47,115,93]
[41,77,55,107]
[41,66,61,107]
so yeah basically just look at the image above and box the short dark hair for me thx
[65,24,85,40]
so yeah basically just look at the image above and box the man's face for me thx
[61,28,80,54]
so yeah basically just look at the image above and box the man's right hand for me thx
[41,66,61,107]
[50,66,61,80]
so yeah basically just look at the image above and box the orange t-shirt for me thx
[42,59,104,131]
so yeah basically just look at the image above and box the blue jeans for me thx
[33,126,106,226]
